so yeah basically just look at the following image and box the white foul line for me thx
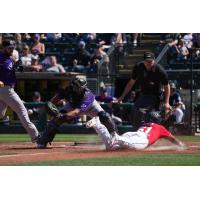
[0,152,53,158]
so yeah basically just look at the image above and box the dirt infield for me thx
[1,140,200,165]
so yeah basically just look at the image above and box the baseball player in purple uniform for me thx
[0,40,40,142]
[37,77,118,148]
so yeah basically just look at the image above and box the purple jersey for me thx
[0,52,16,86]
[95,95,114,114]
[79,90,95,112]
[58,86,95,112]
[95,95,114,103]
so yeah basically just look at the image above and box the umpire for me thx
[118,52,170,130]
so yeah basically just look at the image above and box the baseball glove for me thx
[46,101,60,117]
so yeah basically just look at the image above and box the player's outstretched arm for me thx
[167,135,187,149]
[65,108,81,119]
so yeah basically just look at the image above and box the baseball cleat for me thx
[32,134,41,143]
[110,133,119,146]
[36,134,48,149]
[86,117,97,128]
[36,143,47,149]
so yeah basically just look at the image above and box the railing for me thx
[96,44,116,94]
[156,43,170,64]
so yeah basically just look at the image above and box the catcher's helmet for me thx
[71,77,87,89]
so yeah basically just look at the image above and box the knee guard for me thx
[98,111,117,135]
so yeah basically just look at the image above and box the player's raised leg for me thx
[86,117,119,150]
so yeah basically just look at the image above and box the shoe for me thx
[32,134,41,143]
[35,134,48,149]
[110,133,119,146]
[37,143,47,149]
[86,117,97,128]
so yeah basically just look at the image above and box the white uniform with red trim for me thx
[88,117,172,150]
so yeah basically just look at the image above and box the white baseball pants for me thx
[91,117,148,150]
[0,86,39,142]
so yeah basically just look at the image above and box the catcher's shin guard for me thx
[98,111,117,136]
[37,115,68,148]
[37,120,59,148]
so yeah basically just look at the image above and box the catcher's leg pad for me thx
[38,114,71,145]
[98,111,117,134]
[38,119,60,146]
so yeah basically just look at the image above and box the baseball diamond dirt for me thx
[1,139,200,165]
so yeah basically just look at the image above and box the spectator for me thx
[127,91,137,103]
[14,33,23,53]
[20,45,32,70]
[90,44,109,73]
[72,41,91,72]
[22,33,31,40]
[32,34,45,55]
[31,48,40,60]
[46,33,62,41]
[169,82,185,124]
[182,33,193,49]
[62,33,80,43]
[45,56,66,73]
[82,33,97,43]
[112,33,127,54]
[27,91,42,115]
[126,33,142,47]
[30,58,43,72]
[176,39,189,61]
[132,33,139,47]
[12,48,19,63]
[95,87,122,124]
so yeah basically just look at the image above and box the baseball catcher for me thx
[37,77,118,148]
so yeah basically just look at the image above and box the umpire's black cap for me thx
[2,40,16,48]
[144,52,155,60]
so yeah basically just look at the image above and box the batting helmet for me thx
[146,111,162,123]
[71,77,87,89]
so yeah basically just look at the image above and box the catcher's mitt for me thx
[46,101,60,117]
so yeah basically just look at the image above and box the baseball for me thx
[27,109,33,115]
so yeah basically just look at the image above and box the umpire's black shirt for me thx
[132,62,168,96]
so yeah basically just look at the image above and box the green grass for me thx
[0,134,200,143]
[0,133,99,142]
[11,154,200,166]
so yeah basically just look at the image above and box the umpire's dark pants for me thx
[131,94,160,131]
